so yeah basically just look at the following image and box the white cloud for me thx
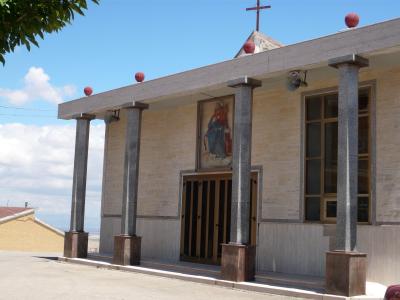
[0,67,76,106]
[0,123,105,231]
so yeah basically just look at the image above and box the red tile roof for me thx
[0,207,32,219]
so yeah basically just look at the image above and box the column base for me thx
[63,231,88,258]
[221,243,255,282]
[112,235,141,266]
[326,251,367,297]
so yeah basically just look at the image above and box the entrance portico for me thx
[60,18,400,297]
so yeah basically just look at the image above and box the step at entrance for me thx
[255,272,325,292]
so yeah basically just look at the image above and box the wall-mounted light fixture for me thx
[104,110,120,124]
[286,70,308,92]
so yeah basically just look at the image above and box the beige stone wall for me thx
[138,104,197,216]
[374,68,400,223]
[101,65,400,223]
[101,118,126,216]
[0,213,64,252]
[137,218,180,261]
[252,88,302,220]
[102,104,197,218]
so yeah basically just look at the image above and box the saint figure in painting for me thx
[204,101,232,160]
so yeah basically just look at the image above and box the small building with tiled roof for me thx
[0,207,64,252]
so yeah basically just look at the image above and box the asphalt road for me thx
[0,251,301,300]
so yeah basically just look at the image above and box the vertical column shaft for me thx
[329,54,369,252]
[336,64,359,251]
[228,77,261,245]
[70,114,94,232]
[120,103,148,236]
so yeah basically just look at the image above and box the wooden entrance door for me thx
[180,172,258,265]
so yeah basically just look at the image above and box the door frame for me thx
[178,167,262,265]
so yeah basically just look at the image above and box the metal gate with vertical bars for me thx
[180,172,258,265]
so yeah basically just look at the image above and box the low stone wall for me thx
[256,222,400,286]
[99,217,180,262]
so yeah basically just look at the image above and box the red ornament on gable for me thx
[135,72,145,83]
[244,40,256,54]
[345,13,360,28]
[84,86,93,96]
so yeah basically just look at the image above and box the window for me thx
[304,88,371,223]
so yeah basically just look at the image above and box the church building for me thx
[59,14,400,297]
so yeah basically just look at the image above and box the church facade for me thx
[59,18,400,296]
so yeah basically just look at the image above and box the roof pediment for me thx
[235,31,283,58]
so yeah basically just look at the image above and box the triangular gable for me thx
[235,31,283,58]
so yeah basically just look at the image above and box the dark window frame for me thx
[303,86,372,224]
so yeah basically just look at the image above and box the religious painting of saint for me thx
[197,96,234,170]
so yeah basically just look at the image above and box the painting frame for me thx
[196,95,235,172]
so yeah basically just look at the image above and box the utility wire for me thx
[0,113,56,118]
[0,105,56,112]
[0,105,57,118]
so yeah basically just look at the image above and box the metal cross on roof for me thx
[246,0,271,32]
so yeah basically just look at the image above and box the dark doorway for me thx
[180,172,258,265]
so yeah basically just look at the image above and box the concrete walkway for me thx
[0,251,301,300]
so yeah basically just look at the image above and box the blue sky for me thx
[2,1,400,110]
[0,0,399,231]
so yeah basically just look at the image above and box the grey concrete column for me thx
[120,102,149,236]
[228,77,261,245]
[70,113,95,232]
[329,54,369,252]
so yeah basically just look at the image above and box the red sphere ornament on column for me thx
[345,13,360,28]
[84,86,93,96]
[244,40,255,54]
[135,72,145,83]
